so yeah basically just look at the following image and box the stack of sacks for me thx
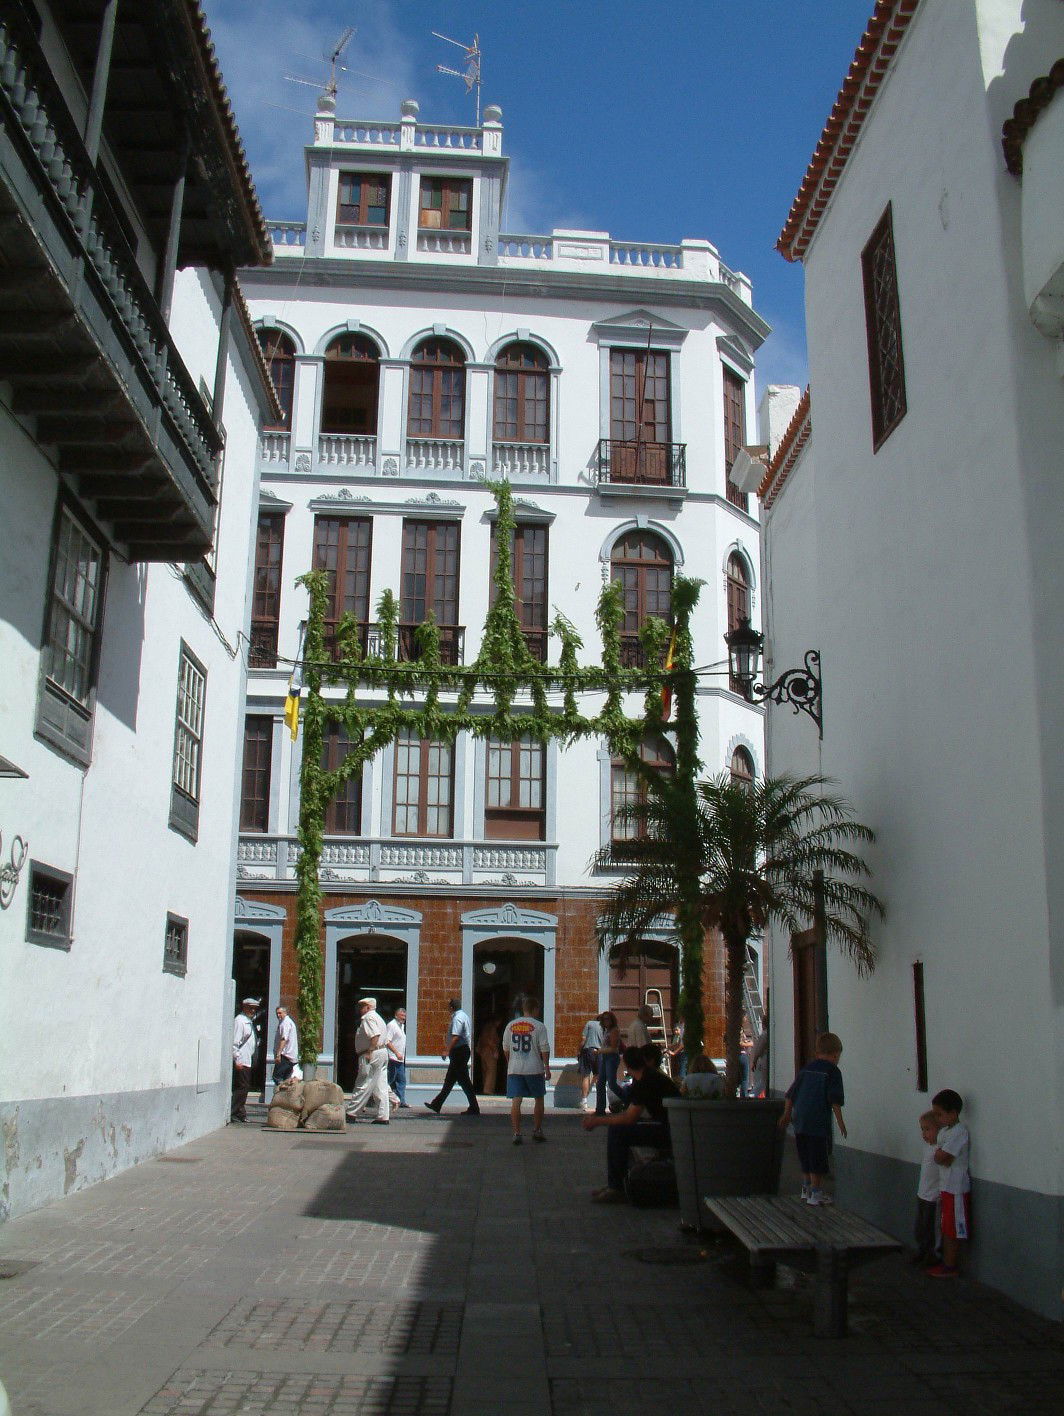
[266,1079,304,1130]
[301,1079,346,1131]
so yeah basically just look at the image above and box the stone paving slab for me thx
[0,1108,1062,1414]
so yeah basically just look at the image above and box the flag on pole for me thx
[283,624,306,741]
[660,628,677,721]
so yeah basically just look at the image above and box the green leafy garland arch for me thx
[291,481,706,1064]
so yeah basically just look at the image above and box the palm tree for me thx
[595,771,885,1095]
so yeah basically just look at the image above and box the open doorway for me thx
[335,935,406,1091]
[232,931,271,1094]
[472,937,544,1095]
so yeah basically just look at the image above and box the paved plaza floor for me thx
[0,1101,1062,1415]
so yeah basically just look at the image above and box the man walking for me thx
[502,996,550,1144]
[386,1006,409,1109]
[273,1005,298,1086]
[425,998,479,1115]
[345,997,391,1125]
[231,997,258,1122]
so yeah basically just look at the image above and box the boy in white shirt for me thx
[913,1110,941,1266]
[502,996,550,1145]
[928,1088,971,1279]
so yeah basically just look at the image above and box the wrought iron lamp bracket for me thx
[750,649,822,738]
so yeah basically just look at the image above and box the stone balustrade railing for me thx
[609,241,684,270]
[334,224,388,251]
[493,441,550,481]
[237,834,554,884]
[416,230,472,255]
[406,436,464,474]
[268,221,307,249]
[319,433,377,468]
[332,121,401,146]
[259,431,291,464]
[413,125,483,150]
[498,236,554,259]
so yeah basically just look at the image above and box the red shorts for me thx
[940,1191,971,1241]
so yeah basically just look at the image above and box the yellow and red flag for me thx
[660,628,677,721]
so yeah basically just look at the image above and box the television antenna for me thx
[433,31,481,125]
[284,25,355,107]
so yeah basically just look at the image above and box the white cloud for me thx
[205,0,422,220]
[755,314,809,393]
[501,156,594,238]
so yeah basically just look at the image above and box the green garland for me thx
[290,480,703,1063]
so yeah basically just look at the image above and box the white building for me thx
[758,0,1064,1317]
[236,94,768,1088]
[0,2,276,1218]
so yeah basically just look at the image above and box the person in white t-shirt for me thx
[385,1007,408,1109]
[914,1110,942,1266]
[578,1016,604,1112]
[928,1088,971,1278]
[502,996,550,1145]
[231,998,258,1123]
[273,1006,298,1086]
[345,997,391,1125]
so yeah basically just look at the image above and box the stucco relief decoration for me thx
[0,831,28,908]
[290,480,702,1064]
[469,461,485,480]
[294,452,312,473]
[397,232,406,248]
[382,458,399,477]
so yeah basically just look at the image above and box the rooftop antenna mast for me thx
[284,25,354,110]
[433,31,482,125]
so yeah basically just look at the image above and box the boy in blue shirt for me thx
[779,1031,847,1206]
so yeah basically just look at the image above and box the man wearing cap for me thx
[231,998,258,1123]
[345,997,391,1125]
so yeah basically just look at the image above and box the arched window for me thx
[493,343,549,444]
[730,745,755,790]
[321,333,380,436]
[611,735,675,844]
[408,338,465,440]
[726,553,751,692]
[611,530,674,667]
[257,328,295,430]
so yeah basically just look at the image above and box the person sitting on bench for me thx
[582,1045,680,1203]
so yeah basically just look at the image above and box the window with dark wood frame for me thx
[609,349,671,484]
[169,642,206,843]
[393,732,454,837]
[312,516,372,656]
[37,501,107,764]
[610,530,673,668]
[485,736,545,840]
[913,960,928,1093]
[240,716,273,833]
[407,339,466,439]
[26,861,73,949]
[730,745,755,788]
[322,723,363,835]
[250,512,284,667]
[726,553,751,693]
[163,912,188,978]
[861,203,907,449]
[493,343,549,443]
[401,519,460,632]
[723,366,749,510]
[336,171,390,227]
[611,735,675,844]
[419,176,472,230]
[489,522,548,661]
[321,333,380,435]
[256,329,295,430]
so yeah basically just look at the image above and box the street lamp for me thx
[724,616,823,738]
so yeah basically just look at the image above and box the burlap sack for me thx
[269,1080,304,1112]
[302,1102,346,1132]
[265,1106,300,1131]
[300,1079,344,1116]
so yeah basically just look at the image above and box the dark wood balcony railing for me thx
[725,474,750,512]
[319,622,467,667]
[249,620,280,668]
[522,629,549,663]
[596,439,686,489]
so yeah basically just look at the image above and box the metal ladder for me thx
[742,946,765,1038]
[644,988,672,1074]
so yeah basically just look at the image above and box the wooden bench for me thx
[704,1195,901,1337]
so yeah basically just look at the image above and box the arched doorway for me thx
[609,938,679,1048]
[334,934,407,1091]
[232,929,271,1092]
[472,937,545,1095]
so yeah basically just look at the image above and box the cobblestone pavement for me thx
[1,1102,1062,1415]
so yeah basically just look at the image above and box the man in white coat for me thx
[345,997,391,1125]
[231,997,258,1122]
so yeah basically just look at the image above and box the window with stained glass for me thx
[337,171,390,227]
[418,177,471,230]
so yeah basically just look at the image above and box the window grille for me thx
[164,913,188,977]
[861,204,907,448]
[26,862,72,948]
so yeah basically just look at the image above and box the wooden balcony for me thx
[0,7,223,561]
[596,438,687,490]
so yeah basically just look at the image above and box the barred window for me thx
[26,862,73,949]
[485,736,545,841]
[169,644,206,842]
[861,204,907,448]
[393,732,453,838]
[163,912,188,977]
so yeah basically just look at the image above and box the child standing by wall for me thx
[914,1110,941,1266]
[778,1031,846,1206]
[927,1088,970,1278]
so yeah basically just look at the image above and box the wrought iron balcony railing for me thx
[596,439,687,489]
[321,622,466,667]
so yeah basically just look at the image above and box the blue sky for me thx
[205,0,875,390]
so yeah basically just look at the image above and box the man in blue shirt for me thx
[425,998,480,1115]
[779,1031,846,1206]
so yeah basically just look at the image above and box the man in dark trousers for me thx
[582,1045,679,1201]
[425,998,480,1115]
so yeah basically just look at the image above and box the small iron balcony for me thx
[596,439,687,489]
